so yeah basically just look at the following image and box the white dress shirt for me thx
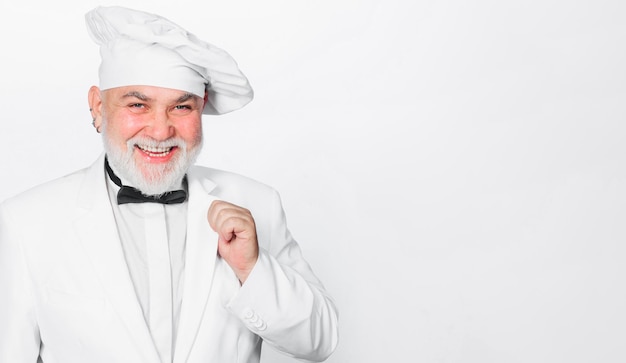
[105,169,187,363]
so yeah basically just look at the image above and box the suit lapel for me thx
[73,155,161,363]
[173,170,220,363]
[72,158,221,363]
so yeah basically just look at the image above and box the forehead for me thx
[104,85,201,103]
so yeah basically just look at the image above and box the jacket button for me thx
[243,308,254,319]
[254,320,267,331]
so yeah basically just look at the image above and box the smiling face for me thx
[89,85,206,195]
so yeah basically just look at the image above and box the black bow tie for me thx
[105,158,187,205]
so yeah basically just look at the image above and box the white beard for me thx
[102,127,202,196]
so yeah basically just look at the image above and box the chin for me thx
[102,130,203,196]
[134,161,186,196]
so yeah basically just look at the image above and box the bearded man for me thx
[0,6,338,363]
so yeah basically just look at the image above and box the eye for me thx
[171,104,194,115]
[125,103,148,114]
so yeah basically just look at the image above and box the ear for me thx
[88,86,103,131]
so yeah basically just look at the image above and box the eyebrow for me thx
[175,93,197,103]
[121,91,197,103]
[121,91,150,101]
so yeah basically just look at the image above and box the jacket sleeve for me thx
[225,190,339,362]
[0,204,41,362]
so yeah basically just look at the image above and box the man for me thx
[0,6,338,363]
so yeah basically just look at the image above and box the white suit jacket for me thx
[0,155,338,363]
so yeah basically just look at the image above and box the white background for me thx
[1,1,625,362]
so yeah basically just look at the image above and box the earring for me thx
[90,108,101,133]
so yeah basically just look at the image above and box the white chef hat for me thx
[85,6,253,115]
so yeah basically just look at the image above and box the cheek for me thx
[105,117,145,146]
[178,120,203,146]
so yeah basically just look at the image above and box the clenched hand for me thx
[207,200,259,284]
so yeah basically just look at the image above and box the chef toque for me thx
[85,6,253,115]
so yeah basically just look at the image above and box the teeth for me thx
[142,145,170,153]
[138,145,173,156]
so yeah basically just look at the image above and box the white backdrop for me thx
[1,1,625,362]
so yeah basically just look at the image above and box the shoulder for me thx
[0,167,91,215]
[189,165,277,197]
[188,165,282,212]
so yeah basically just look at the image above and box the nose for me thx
[145,109,175,141]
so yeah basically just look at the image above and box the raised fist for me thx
[207,200,259,284]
